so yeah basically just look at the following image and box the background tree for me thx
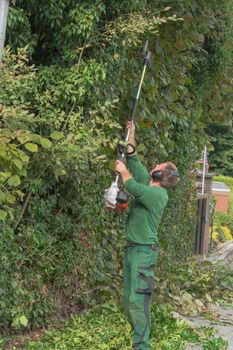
[207,118,233,176]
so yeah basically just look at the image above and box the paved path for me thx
[185,303,233,349]
[186,241,233,350]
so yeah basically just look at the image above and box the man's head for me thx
[150,161,179,189]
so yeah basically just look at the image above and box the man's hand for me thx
[127,121,136,152]
[127,120,135,137]
[115,160,132,183]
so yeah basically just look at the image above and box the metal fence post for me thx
[0,0,10,63]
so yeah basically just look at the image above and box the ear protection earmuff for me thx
[152,170,180,181]
[151,170,163,180]
[169,170,180,177]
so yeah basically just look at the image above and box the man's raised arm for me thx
[126,121,150,185]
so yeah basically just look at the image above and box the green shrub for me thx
[214,211,233,235]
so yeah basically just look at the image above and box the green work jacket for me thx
[124,154,168,244]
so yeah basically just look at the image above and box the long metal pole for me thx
[0,0,10,63]
[115,42,150,184]
[201,146,207,195]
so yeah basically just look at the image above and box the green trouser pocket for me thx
[135,247,157,295]
[136,270,154,295]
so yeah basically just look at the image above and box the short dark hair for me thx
[160,162,179,189]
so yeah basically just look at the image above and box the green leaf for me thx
[19,315,28,327]
[137,144,147,152]
[1,128,12,137]
[50,132,64,140]
[30,134,42,143]
[13,159,23,170]
[5,192,16,204]
[18,168,28,177]
[96,155,106,160]
[17,134,31,144]
[24,143,38,153]
[0,209,7,221]
[54,168,67,176]
[0,190,5,203]
[7,175,21,187]
[15,190,24,200]
[0,172,11,180]
[20,154,30,163]
[40,137,52,149]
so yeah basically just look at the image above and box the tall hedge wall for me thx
[1,0,233,332]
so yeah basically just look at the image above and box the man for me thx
[115,121,179,350]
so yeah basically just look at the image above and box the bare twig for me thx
[13,191,32,232]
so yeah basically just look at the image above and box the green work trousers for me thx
[123,244,158,350]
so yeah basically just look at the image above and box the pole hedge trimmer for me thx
[104,41,151,211]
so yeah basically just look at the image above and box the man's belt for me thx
[126,241,157,249]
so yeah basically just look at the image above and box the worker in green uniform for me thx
[115,121,179,350]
